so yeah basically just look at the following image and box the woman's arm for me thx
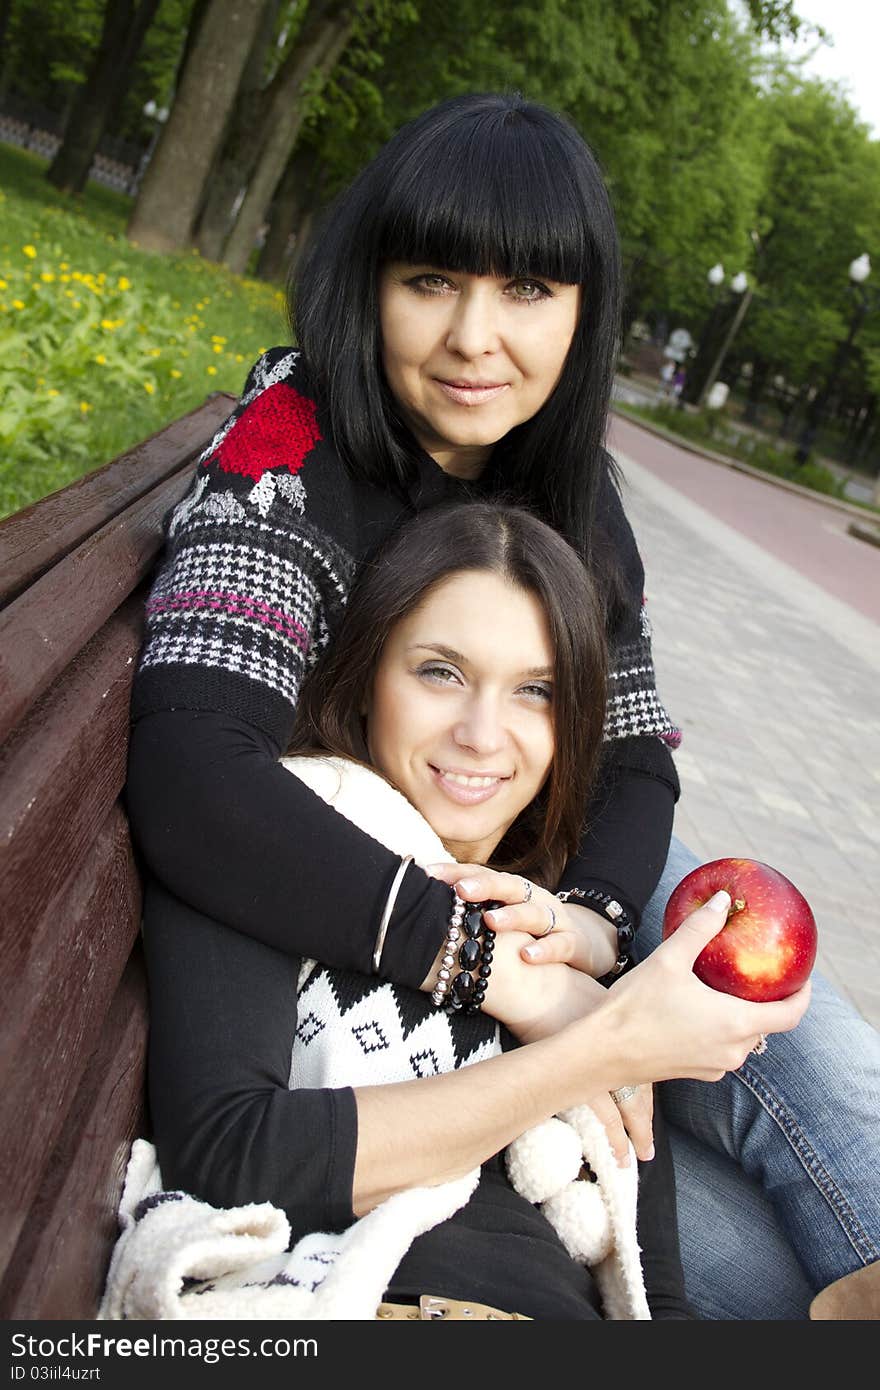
[128,710,449,988]
[147,875,810,1235]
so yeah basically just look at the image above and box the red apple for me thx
[662,857,817,1002]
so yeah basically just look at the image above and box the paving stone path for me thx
[613,430,880,1029]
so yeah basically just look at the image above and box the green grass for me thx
[0,143,288,518]
[617,400,880,514]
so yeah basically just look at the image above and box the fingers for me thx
[661,890,731,963]
[743,979,813,1036]
[425,864,560,938]
[618,1085,655,1163]
[521,930,582,966]
[587,1093,631,1167]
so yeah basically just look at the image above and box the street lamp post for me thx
[696,270,751,409]
[796,254,878,465]
[686,264,749,406]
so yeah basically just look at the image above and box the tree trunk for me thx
[194,0,282,262]
[0,0,13,61]
[46,0,162,195]
[221,0,356,276]
[127,0,267,253]
[255,143,320,282]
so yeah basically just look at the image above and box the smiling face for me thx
[378,264,581,479]
[365,569,556,865]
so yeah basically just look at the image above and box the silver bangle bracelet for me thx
[372,855,414,973]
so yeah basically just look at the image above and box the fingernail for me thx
[522,945,542,961]
[644,1143,655,1161]
[706,890,731,913]
[457,878,480,897]
[486,908,507,928]
[425,863,447,874]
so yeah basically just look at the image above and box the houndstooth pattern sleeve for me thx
[133,350,356,745]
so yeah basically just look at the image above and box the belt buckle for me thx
[419,1295,451,1319]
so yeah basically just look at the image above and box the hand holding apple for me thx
[662,858,817,1002]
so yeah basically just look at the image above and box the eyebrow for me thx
[408,642,553,680]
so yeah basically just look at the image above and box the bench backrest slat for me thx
[0,598,144,931]
[0,472,195,745]
[0,394,234,608]
[0,959,148,1320]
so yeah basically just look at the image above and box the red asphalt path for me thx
[609,412,880,626]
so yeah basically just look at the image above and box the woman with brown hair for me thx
[139,502,807,1321]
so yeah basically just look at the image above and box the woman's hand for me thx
[425,863,618,978]
[580,891,813,1090]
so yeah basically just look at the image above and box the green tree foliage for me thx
[737,76,880,392]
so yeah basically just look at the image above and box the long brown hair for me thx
[289,502,607,886]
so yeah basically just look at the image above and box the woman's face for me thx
[365,569,555,865]
[378,264,581,480]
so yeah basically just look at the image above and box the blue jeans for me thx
[636,838,880,1320]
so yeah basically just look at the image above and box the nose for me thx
[445,285,500,359]
[452,692,508,758]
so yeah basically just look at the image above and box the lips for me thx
[435,379,510,406]
[429,764,510,806]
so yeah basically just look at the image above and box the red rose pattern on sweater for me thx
[214,382,322,483]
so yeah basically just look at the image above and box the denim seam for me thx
[735,1061,879,1267]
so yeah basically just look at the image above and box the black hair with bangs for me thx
[291,92,622,571]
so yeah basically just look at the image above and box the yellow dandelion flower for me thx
[65,290,75,299]
[235,354,244,363]
[212,343,223,353]
[40,271,55,282]
[95,354,107,365]
[80,401,91,413]
[72,300,81,308]
[117,276,131,291]
[170,368,182,379]
[37,377,45,386]
[149,347,162,357]
[12,298,25,309]
[60,262,69,270]
[72,271,83,281]
[101,318,117,330]
[0,279,6,290]
[97,272,106,284]
[210,335,227,344]
[206,366,217,375]
[144,382,156,395]
[47,388,60,397]
[22,244,36,258]
[60,273,70,283]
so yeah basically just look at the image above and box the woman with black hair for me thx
[128,92,879,1319]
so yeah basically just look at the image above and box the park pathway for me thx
[609,412,880,1029]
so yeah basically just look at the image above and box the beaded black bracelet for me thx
[432,896,499,1015]
[557,886,635,985]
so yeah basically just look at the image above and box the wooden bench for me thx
[0,393,236,1319]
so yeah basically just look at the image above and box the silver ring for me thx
[536,904,556,938]
[519,877,533,904]
[751,1034,768,1056]
[610,1085,639,1106]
